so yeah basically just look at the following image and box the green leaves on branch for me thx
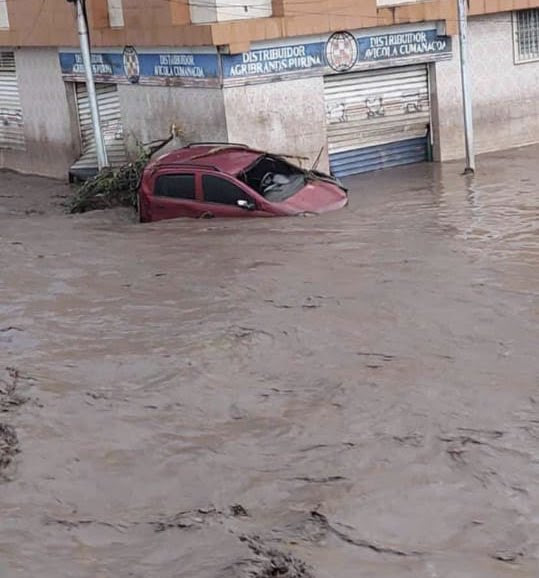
[69,133,176,214]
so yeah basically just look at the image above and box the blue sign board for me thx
[358,29,451,62]
[59,49,219,82]
[59,30,451,85]
[221,42,325,78]
[59,52,121,77]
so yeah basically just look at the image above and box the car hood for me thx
[277,179,348,214]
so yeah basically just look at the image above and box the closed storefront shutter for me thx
[0,51,25,150]
[71,82,127,176]
[324,64,430,177]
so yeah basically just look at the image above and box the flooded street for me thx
[1,145,538,577]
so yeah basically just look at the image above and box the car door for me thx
[200,173,271,218]
[149,170,205,221]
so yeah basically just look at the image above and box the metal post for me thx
[457,0,475,174]
[75,0,108,169]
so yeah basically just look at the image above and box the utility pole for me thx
[68,0,108,169]
[457,0,475,174]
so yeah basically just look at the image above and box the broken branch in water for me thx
[69,126,181,214]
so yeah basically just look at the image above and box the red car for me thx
[138,143,348,222]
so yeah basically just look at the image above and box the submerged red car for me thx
[138,143,348,222]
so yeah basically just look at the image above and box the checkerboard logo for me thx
[123,45,140,84]
[325,31,358,73]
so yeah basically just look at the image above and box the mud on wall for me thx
[0,48,79,179]
[223,76,329,172]
[117,84,227,156]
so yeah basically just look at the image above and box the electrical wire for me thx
[147,0,523,24]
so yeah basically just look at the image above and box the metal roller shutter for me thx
[324,64,430,177]
[71,82,127,175]
[0,51,25,150]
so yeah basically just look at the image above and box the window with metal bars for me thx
[514,9,539,63]
[0,51,26,150]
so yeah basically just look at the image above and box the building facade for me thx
[1,0,538,178]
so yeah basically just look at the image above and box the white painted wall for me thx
[107,0,125,28]
[468,13,539,154]
[190,0,272,24]
[0,48,78,178]
[433,12,539,161]
[189,0,218,25]
[0,0,9,29]
[117,84,227,156]
[377,0,421,5]
[223,77,329,172]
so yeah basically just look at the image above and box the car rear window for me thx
[155,174,196,199]
[202,175,250,205]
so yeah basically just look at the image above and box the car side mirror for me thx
[237,199,256,211]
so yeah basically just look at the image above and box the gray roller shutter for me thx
[71,82,127,174]
[324,64,430,177]
[0,51,25,150]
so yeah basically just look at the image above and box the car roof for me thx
[151,144,263,176]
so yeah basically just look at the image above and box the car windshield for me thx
[239,155,306,203]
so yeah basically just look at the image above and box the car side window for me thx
[155,174,196,200]
[202,175,250,205]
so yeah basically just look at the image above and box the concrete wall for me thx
[431,39,465,161]
[468,13,539,154]
[216,0,272,22]
[190,0,271,24]
[223,77,329,172]
[0,47,79,178]
[432,12,539,162]
[189,0,218,25]
[117,84,227,156]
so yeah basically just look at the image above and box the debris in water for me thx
[150,507,218,532]
[492,550,523,563]
[239,535,313,578]
[0,367,28,412]
[0,423,19,473]
[69,128,181,214]
[309,510,422,557]
[293,475,347,483]
[230,504,249,517]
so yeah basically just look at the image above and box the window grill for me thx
[515,9,539,63]
[0,51,15,71]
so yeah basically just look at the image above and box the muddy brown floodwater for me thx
[0,145,538,578]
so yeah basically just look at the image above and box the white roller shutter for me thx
[324,64,430,177]
[0,51,25,150]
[71,82,127,173]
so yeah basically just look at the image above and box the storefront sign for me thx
[58,28,452,86]
[222,43,325,78]
[59,48,219,83]
[357,29,451,62]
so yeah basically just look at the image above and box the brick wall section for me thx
[1,0,538,49]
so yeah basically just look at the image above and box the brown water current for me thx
[0,145,538,577]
